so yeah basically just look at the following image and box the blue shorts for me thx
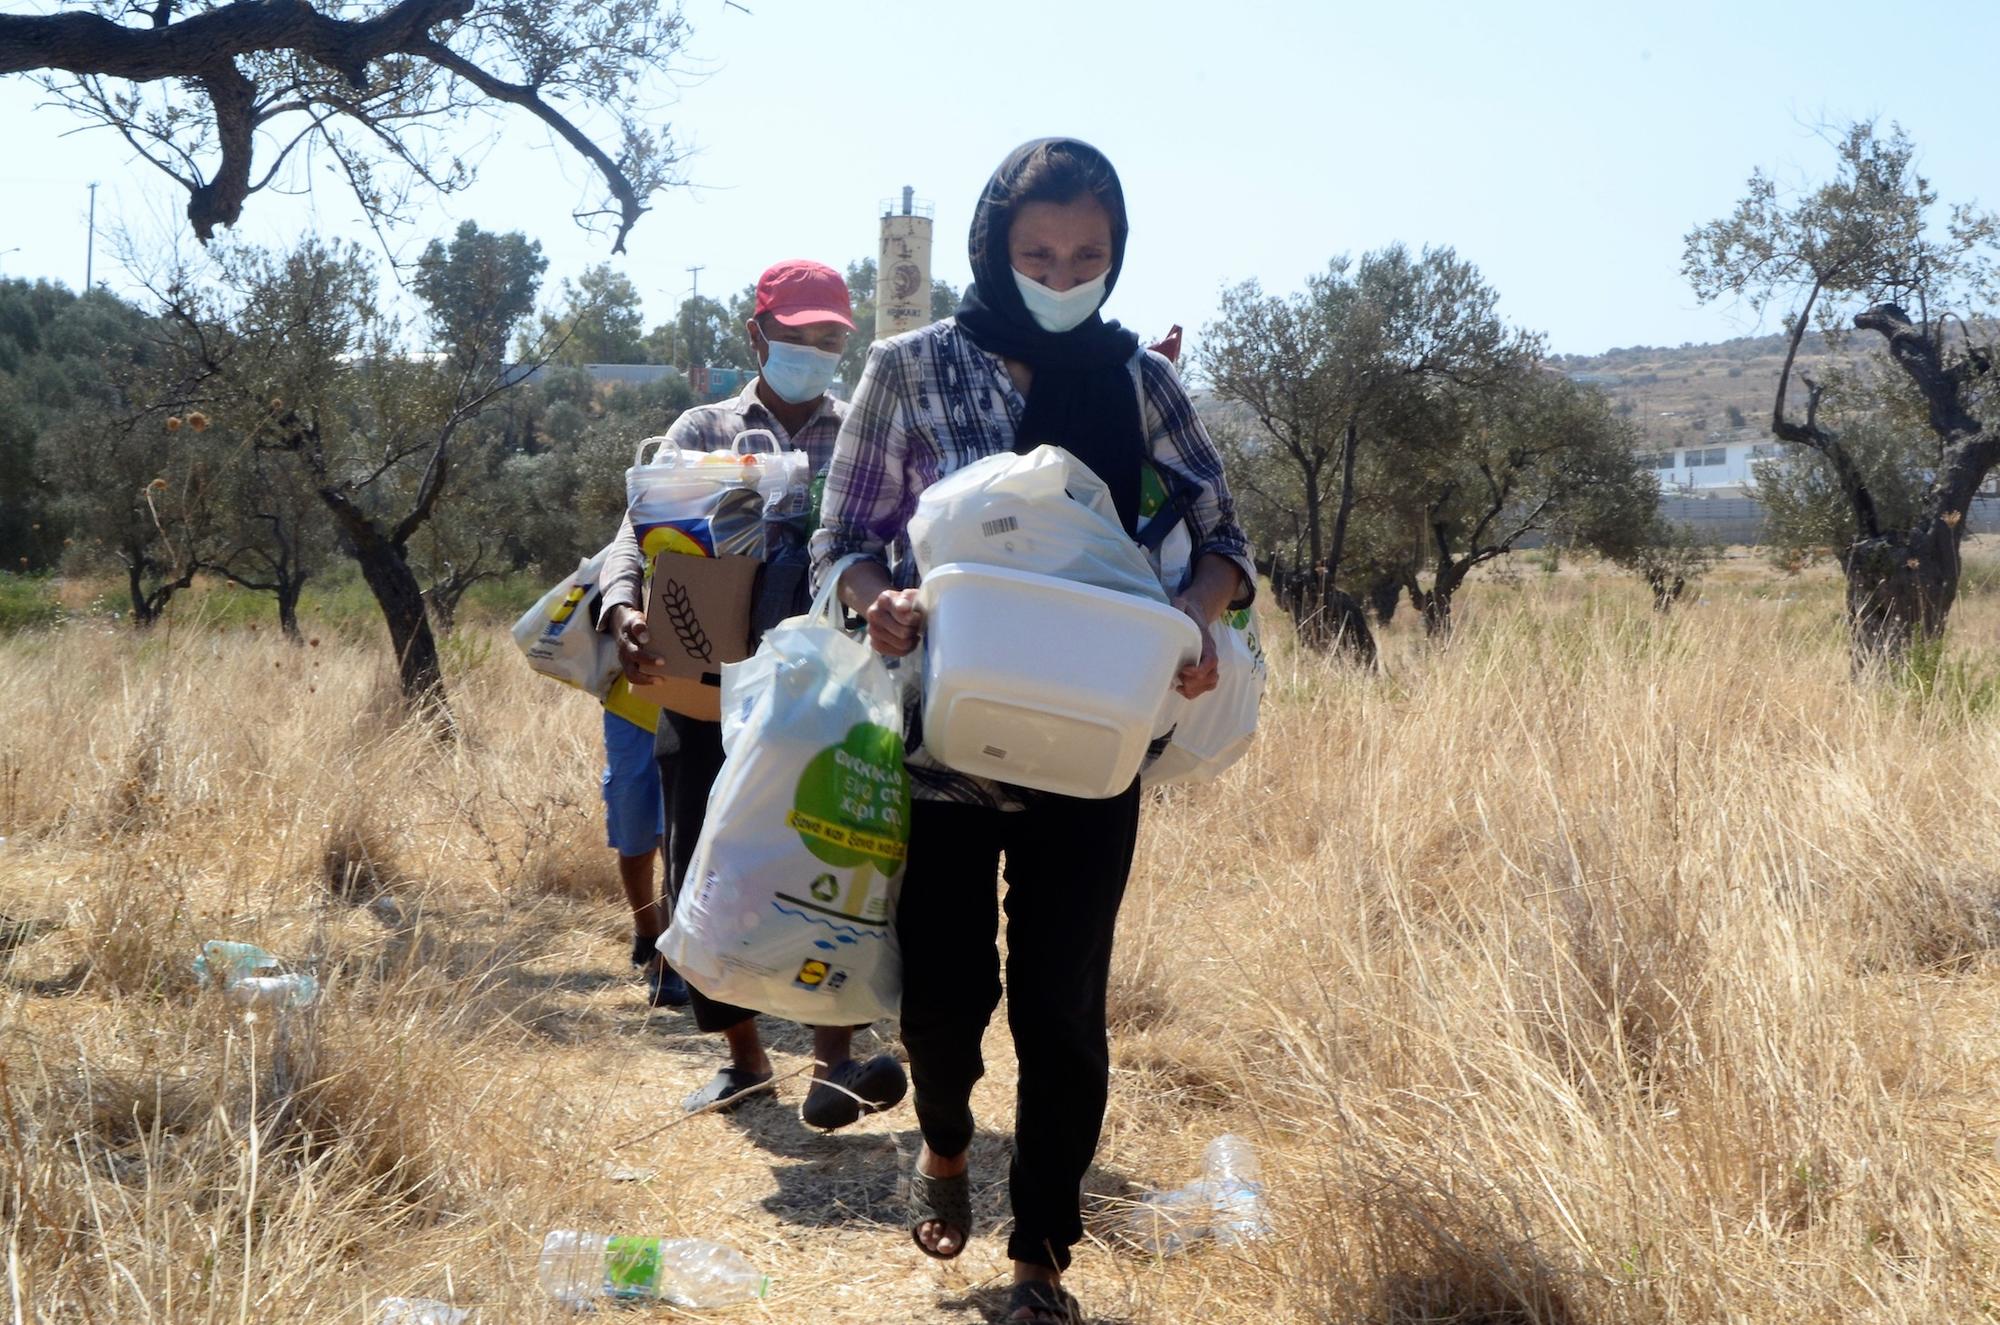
[602,709,665,857]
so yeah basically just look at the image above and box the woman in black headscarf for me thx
[811,139,1255,1323]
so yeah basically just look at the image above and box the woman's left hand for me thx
[1173,598,1219,699]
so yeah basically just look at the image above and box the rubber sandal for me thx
[681,1065,773,1115]
[1005,1280,1079,1324]
[800,1054,908,1131]
[908,1161,972,1260]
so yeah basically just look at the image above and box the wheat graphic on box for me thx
[659,578,713,662]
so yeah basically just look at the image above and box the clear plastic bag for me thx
[625,433,813,562]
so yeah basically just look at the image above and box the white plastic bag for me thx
[1142,603,1266,786]
[512,547,620,697]
[908,445,1168,603]
[1140,464,1265,786]
[661,558,908,1025]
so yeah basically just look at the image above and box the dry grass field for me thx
[3,557,1999,1323]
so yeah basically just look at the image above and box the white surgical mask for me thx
[760,339,842,404]
[1012,267,1110,334]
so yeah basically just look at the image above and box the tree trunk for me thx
[1321,584,1377,666]
[426,588,458,636]
[1323,418,1360,583]
[317,491,451,718]
[1841,517,1960,667]
[1366,574,1402,626]
[1423,562,1469,638]
[276,577,305,642]
[357,539,448,709]
[1303,466,1325,571]
[126,559,161,627]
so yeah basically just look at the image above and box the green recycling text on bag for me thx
[661,559,909,1024]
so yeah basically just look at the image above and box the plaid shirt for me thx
[662,375,846,474]
[810,317,1256,808]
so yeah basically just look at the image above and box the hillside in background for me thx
[1554,332,1853,455]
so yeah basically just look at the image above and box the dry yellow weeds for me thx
[1,566,1997,1323]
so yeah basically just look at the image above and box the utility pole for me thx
[686,264,703,302]
[85,182,98,290]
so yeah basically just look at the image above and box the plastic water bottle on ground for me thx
[375,1298,469,1325]
[1119,1134,1270,1255]
[1203,1133,1270,1246]
[1117,1181,1214,1255]
[226,973,320,1009]
[537,1230,770,1309]
[193,941,278,985]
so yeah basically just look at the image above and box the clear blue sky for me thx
[3,0,1995,357]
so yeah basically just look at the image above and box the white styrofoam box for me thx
[918,562,1200,799]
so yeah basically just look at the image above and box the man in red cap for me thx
[597,260,908,1129]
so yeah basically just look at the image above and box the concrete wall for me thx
[1658,495,2000,546]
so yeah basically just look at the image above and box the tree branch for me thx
[0,0,472,83]
[1853,302,1985,443]
[413,36,646,252]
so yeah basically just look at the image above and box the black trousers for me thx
[898,781,1143,1272]
[657,711,756,1034]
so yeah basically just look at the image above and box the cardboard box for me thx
[631,554,762,722]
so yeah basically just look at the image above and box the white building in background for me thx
[1634,435,1779,497]
[1638,433,2000,499]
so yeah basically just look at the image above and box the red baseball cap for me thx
[754,259,855,330]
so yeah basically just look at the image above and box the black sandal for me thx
[908,1161,971,1260]
[1006,1279,1080,1324]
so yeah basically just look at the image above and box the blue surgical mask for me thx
[760,339,842,404]
[1012,267,1110,334]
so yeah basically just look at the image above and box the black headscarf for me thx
[953,138,1146,533]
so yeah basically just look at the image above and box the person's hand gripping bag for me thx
[660,557,909,1025]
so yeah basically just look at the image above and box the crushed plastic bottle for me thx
[193,942,317,1009]
[193,941,278,985]
[1118,1133,1270,1255]
[226,973,320,1009]
[1203,1133,1271,1246]
[375,1298,469,1325]
[537,1230,769,1309]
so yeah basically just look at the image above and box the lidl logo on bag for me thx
[794,959,829,988]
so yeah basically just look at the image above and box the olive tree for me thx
[1685,121,1998,663]
[1200,245,1533,652]
[146,237,564,715]
[1382,371,1658,636]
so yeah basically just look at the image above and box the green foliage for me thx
[0,573,61,632]
[0,281,157,572]
[1894,635,2000,717]
[413,223,547,371]
[542,264,649,364]
[1200,244,1535,576]
[1684,121,1997,323]
[1603,515,1721,609]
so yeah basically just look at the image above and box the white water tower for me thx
[876,186,934,340]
